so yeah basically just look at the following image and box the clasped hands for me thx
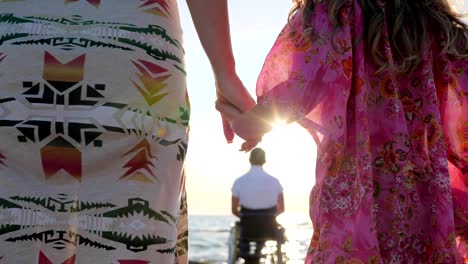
[215,72,272,152]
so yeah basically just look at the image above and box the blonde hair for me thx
[290,0,468,73]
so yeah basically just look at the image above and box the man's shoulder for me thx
[262,171,280,181]
[233,173,249,186]
[262,172,283,188]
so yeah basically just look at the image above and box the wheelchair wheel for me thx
[228,221,287,264]
[275,224,286,264]
[276,242,283,264]
[227,222,240,264]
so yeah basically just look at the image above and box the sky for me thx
[178,0,468,216]
[178,1,317,216]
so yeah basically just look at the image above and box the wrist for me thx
[248,105,274,133]
[212,62,236,79]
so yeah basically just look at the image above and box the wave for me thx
[189,215,312,263]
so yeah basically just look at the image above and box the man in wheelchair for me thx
[231,148,285,262]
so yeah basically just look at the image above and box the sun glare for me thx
[450,0,465,12]
[259,120,317,215]
[271,119,288,129]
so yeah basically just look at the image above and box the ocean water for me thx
[189,214,313,264]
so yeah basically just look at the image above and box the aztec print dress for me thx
[0,1,189,263]
[256,2,468,264]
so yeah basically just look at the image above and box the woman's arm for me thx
[186,0,235,77]
[186,0,255,112]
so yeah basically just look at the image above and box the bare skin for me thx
[215,101,275,143]
[186,0,255,112]
[186,0,260,150]
[231,196,241,217]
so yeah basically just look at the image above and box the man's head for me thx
[249,148,266,166]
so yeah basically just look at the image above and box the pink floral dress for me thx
[256,2,467,263]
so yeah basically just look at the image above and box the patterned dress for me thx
[0,1,189,263]
[257,2,468,264]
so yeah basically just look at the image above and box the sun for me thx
[258,119,318,214]
[270,119,288,129]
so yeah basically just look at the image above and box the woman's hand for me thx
[215,100,273,151]
[215,72,256,144]
[186,0,258,146]
[187,0,255,111]
[215,72,255,113]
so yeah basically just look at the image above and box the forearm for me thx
[187,0,255,112]
[231,196,241,217]
[249,102,298,126]
[232,208,240,217]
[186,0,235,76]
[276,193,285,215]
[245,104,276,134]
[276,206,285,215]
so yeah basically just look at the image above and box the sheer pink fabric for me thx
[257,2,467,263]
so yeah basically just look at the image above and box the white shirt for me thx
[231,166,283,210]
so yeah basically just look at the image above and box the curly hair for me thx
[289,0,468,73]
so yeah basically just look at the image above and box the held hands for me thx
[214,72,255,113]
[214,72,265,151]
[215,100,263,151]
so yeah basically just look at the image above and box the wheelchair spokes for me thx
[228,221,287,264]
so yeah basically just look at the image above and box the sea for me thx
[189,214,313,264]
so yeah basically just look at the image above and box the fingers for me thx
[216,90,229,104]
[215,74,255,112]
[215,100,242,120]
[239,138,261,152]
[217,100,262,150]
[221,115,234,144]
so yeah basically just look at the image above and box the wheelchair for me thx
[227,211,286,264]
